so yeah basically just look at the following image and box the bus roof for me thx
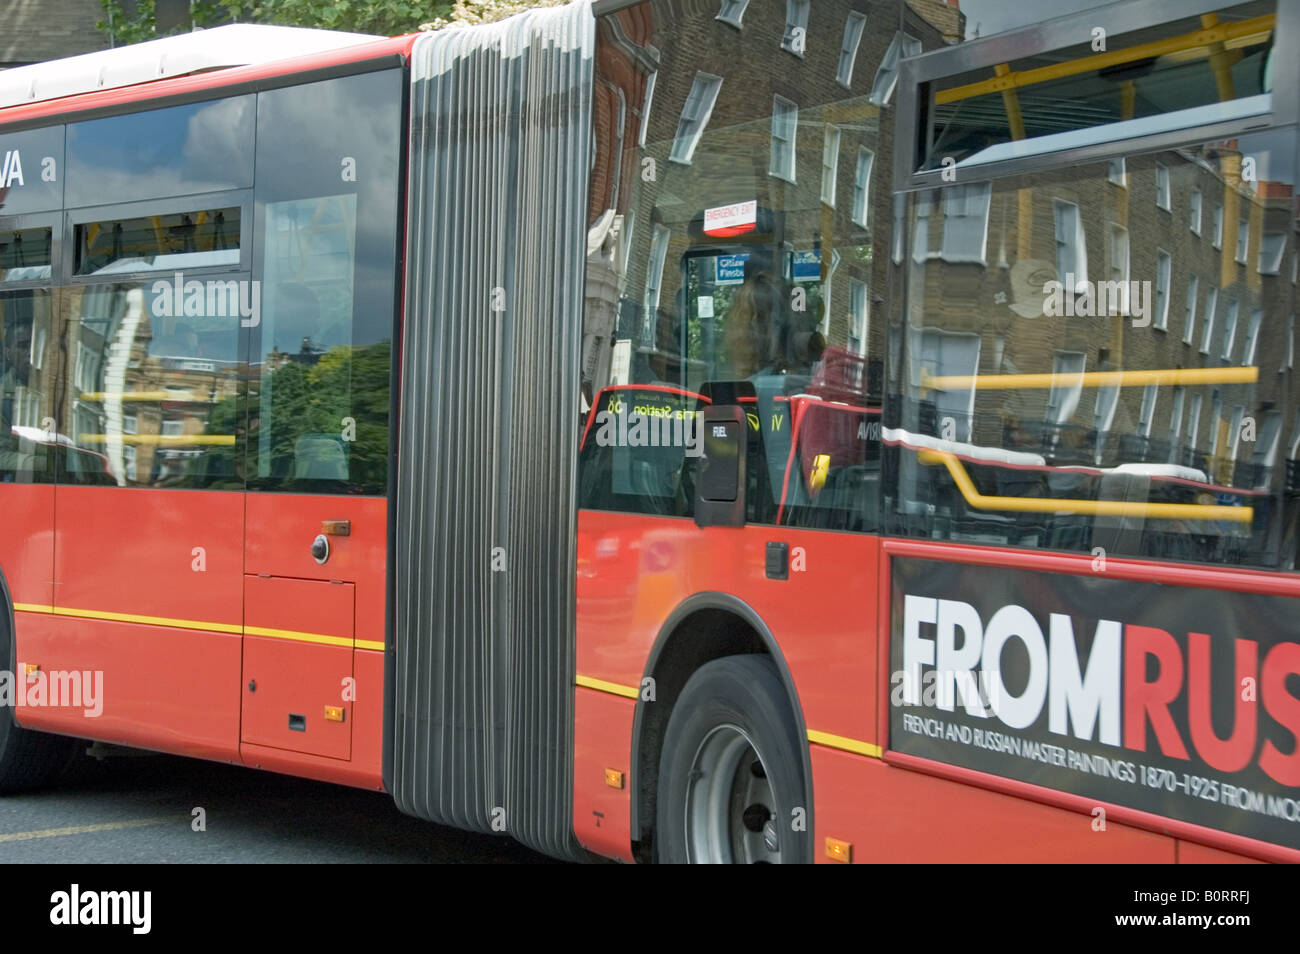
[0,24,419,127]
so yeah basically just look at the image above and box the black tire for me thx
[656,655,810,863]
[0,608,77,794]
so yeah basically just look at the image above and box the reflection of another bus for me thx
[9,425,115,485]
[888,426,1263,562]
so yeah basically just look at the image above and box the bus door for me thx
[237,70,402,767]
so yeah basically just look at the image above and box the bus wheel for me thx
[656,655,809,863]
[0,612,75,793]
[0,706,75,794]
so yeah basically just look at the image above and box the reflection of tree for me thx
[200,390,245,489]
[251,339,391,493]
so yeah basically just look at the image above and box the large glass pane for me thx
[247,69,402,496]
[924,2,1276,171]
[0,226,52,283]
[74,205,241,276]
[579,0,929,533]
[893,129,1298,569]
[65,96,254,208]
[0,288,55,482]
[57,279,245,488]
[0,125,65,216]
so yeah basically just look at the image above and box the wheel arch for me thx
[628,591,814,863]
[0,565,14,669]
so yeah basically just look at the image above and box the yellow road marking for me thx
[575,674,640,699]
[0,815,183,843]
[807,729,882,758]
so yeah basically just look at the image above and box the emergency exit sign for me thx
[704,200,757,236]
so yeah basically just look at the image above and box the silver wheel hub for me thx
[683,723,783,863]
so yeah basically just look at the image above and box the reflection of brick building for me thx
[586,0,961,402]
[913,135,1295,502]
[59,286,241,486]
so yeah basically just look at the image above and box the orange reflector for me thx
[24,663,39,676]
[604,768,624,789]
[323,706,345,723]
[825,837,852,863]
[321,520,351,537]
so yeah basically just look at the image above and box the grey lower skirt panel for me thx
[393,3,593,861]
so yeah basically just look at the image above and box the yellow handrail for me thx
[76,434,235,446]
[917,448,1253,523]
[935,15,1274,106]
[922,365,1257,392]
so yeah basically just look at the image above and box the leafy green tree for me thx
[98,1,227,45]
[219,0,451,35]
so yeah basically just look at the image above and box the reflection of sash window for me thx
[1053,200,1087,291]
[1045,351,1085,431]
[1093,364,1120,465]
[917,328,979,442]
[643,224,670,348]
[939,183,990,263]
[1252,411,1282,488]
[1185,394,1203,467]
[668,72,720,164]
[1168,388,1185,463]
[852,148,874,228]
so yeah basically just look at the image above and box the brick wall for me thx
[0,0,108,68]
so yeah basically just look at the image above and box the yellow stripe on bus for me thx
[50,605,244,634]
[243,625,352,648]
[575,674,640,699]
[13,604,384,649]
[807,729,883,759]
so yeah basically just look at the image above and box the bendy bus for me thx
[0,0,1297,863]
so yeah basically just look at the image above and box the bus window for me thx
[58,281,245,489]
[246,70,402,497]
[922,1,1276,171]
[65,96,253,208]
[894,129,1298,569]
[0,289,55,483]
[0,125,64,216]
[74,205,240,276]
[0,226,52,283]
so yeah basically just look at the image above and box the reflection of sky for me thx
[960,0,1113,39]
[1237,129,1296,186]
[66,96,253,207]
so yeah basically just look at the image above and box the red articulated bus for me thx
[1,0,1298,864]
